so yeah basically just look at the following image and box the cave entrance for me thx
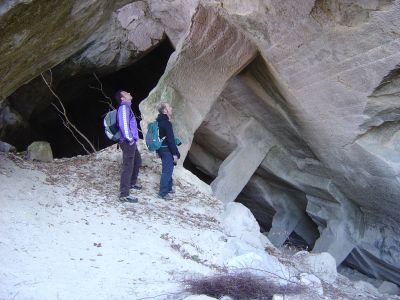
[183,53,319,252]
[183,155,215,185]
[7,38,174,158]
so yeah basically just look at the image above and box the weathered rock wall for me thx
[140,1,400,285]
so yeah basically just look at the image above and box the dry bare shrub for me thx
[183,271,305,300]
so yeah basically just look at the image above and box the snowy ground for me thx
[1,143,399,300]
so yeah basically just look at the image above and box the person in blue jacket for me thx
[115,90,142,203]
[156,102,180,200]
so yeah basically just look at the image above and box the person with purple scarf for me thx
[115,90,142,203]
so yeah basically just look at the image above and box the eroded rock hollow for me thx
[1,0,400,286]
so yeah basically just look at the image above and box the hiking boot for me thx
[119,195,138,203]
[130,184,142,190]
[168,188,175,194]
[159,194,173,201]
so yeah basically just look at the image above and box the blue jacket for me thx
[117,101,139,143]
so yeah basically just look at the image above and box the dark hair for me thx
[114,90,124,103]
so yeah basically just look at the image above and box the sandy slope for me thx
[0,144,225,300]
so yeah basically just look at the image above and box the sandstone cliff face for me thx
[1,0,400,286]
[140,1,400,285]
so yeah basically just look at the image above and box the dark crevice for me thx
[284,232,311,251]
[183,155,215,185]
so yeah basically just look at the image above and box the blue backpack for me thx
[103,109,121,142]
[145,121,165,151]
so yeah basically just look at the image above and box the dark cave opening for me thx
[9,38,174,158]
[183,155,215,185]
[283,232,311,251]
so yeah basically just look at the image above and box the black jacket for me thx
[156,113,180,159]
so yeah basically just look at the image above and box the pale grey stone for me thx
[294,252,337,284]
[223,202,265,245]
[0,141,16,153]
[26,141,53,162]
[378,281,400,295]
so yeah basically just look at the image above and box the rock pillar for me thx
[211,118,273,204]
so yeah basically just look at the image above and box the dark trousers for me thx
[159,151,174,197]
[120,140,141,197]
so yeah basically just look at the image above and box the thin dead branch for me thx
[41,70,97,154]
[88,72,114,110]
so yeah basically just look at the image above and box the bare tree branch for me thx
[88,72,114,110]
[41,70,97,154]
[51,106,92,154]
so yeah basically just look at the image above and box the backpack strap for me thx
[157,119,167,146]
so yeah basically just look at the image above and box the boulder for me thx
[0,141,16,153]
[222,202,273,251]
[293,251,337,284]
[223,202,261,237]
[26,141,53,162]
[378,281,400,295]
